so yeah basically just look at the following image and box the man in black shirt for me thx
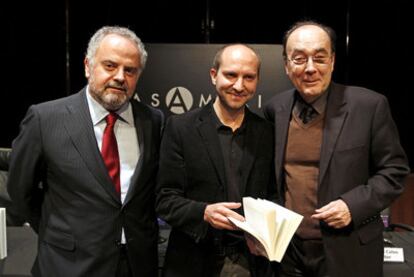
[156,44,275,276]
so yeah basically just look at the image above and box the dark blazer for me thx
[7,88,163,277]
[264,83,410,277]
[156,104,276,277]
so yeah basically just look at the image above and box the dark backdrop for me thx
[2,0,412,169]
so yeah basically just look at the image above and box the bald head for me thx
[285,25,333,59]
[282,20,336,61]
[209,43,260,113]
[212,44,261,76]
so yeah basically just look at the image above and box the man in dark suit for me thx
[7,26,163,277]
[264,20,410,277]
[156,44,275,276]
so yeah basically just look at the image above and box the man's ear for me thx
[284,62,290,75]
[330,53,336,71]
[210,68,217,85]
[84,58,91,78]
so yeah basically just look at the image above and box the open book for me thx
[228,197,303,262]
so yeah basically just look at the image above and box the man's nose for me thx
[114,68,126,81]
[233,77,244,91]
[304,58,317,73]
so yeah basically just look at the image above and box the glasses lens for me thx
[290,55,330,66]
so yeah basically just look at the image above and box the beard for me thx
[89,79,131,111]
[99,91,128,111]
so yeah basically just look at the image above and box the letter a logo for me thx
[166,87,193,114]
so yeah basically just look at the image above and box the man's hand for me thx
[311,199,352,228]
[204,202,244,230]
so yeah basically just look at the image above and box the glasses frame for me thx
[287,55,332,67]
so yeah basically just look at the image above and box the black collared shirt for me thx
[209,105,250,247]
[210,107,248,203]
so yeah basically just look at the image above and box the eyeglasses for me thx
[288,55,331,66]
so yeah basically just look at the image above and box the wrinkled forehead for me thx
[287,25,332,54]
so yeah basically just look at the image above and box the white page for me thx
[243,197,273,243]
[0,208,7,259]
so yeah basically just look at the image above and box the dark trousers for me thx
[276,236,329,277]
[116,245,133,277]
[213,252,251,277]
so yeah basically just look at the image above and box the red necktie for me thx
[101,112,121,196]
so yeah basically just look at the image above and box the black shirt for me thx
[210,107,247,203]
[208,105,251,249]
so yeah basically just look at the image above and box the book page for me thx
[0,208,7,259]
[227,216,270,256]
[244,232,269,259]
[230,197,303,262]
[260,200,302,261]
[243,198,303,262]
[243,197,275,245]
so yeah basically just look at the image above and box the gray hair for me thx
[86,26,147,71]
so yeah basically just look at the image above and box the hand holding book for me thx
[204,202,244,230]
[228,197,303,262]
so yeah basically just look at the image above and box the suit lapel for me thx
[123,100,149,205]
[64,89,121,204]
[196,106,227,190]
[318,84,348,185]
[275,92,295,184]
[238,109,261,196]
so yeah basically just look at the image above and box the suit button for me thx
[115,240,121,246]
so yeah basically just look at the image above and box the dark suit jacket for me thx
[7,88,163,277]
[264,83,410,277]
[156,104,276,276]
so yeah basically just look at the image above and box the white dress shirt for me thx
[86,86,140,243]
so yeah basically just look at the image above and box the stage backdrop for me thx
[136,44,292,117]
